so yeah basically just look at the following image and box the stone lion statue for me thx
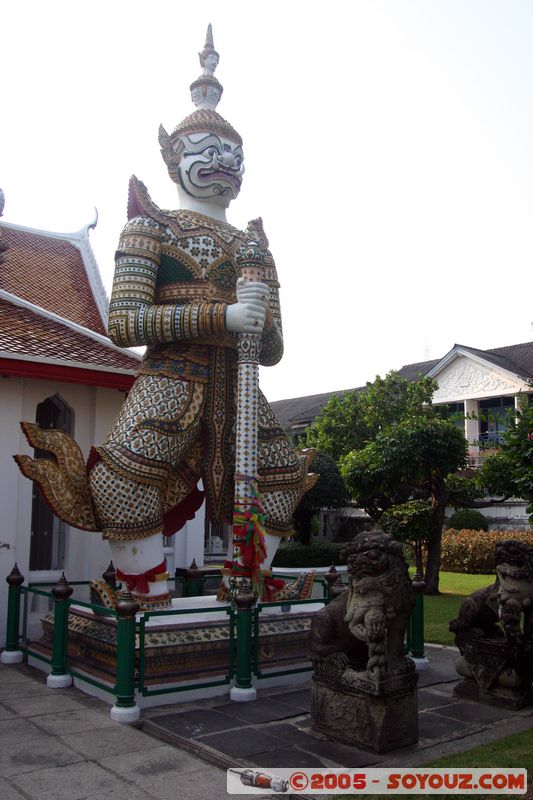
[309,531,414,684]
[450,539,533,646]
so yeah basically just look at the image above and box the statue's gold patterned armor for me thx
[89,178,314,542]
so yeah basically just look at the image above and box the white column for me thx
[464,399,479,464]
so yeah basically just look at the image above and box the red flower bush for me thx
[441,528,533,574]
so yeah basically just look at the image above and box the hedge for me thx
[447,509,489,532]
[272,540,346,568]
[441,528,533,574]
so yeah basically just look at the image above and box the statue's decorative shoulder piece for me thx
[450,539,533,708]
[309,531,418,752]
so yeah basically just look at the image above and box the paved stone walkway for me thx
[1,645,532,799]
[142,644,533,771]
[0,661,248,800]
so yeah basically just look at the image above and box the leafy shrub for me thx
[441,529,533,574]
[272,540,346,568]
[380,500,433,542]
[447,509,489,532]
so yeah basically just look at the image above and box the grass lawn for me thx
[423,571,494,646]
[343,728,532,799]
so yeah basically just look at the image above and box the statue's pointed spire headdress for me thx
[190,23,223,111]
[159,24,242,181]
[199,24,219,76]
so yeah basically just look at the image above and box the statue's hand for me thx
[226,278,269,333]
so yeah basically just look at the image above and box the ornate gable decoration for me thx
[432,355,526,403]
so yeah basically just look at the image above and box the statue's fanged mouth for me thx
[197,167,242,187]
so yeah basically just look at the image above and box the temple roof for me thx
[0,218,140,388]
[0,297,138,372]
[0,220,108,334]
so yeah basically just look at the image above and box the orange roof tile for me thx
[0,226,107,335]
[0,298,139,372]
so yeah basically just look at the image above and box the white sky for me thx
[2,0,532,401]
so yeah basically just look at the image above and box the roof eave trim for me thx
[427,344,527,386]
[0,350,137,376]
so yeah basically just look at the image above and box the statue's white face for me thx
[176,132,244,208]
[190,85,222,110]
[203,52,219,75]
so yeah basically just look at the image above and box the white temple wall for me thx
[0,376,128,644]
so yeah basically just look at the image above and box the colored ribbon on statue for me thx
[233,504,267,559]
[224,560,286,600]
[262,573,286,601]
[116,559,168,595]
[231,483,268,595]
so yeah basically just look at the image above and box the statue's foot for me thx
[216,569,317,603]
[90,579,119,611]
[90,579,172,612]
[270,569,316,601]
[216,581,230,602]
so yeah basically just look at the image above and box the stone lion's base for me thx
[311,671,418,753]
[454,677,532,710]
[454,636,533,710]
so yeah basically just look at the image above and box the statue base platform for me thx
[28,596,323,707]
[454,636,533,710]
[311,671,418,753]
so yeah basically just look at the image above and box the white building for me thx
[270,342,533,531]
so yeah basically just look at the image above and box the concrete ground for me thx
[1,645,532,799]
[0,661,248,800]
[142,644,533,770]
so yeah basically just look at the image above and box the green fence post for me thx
[184,559,202,597]
[1,564,25,664]
[325,567,346,602]
[47,573,73,688]
[111,591,140,723]
[324,565,338,604]
[230,590,257,701]
[410,571,428,667]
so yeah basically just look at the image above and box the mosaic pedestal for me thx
[29,597,322,705]
[311,671,418,753]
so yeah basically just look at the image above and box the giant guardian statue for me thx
[16,26,316,610]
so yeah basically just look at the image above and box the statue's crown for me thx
[159,24,242,177]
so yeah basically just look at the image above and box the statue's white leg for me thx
[262,532,282,570]
[109,534,171,606]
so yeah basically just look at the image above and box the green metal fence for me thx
[137,604,235,698]
[2,564,426,710]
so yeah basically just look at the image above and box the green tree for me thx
[340,415,468,593]
[498,398,533,521]
[306,372,436,461]
[380,499,433,573]
[305,372,532,594]
[293,451,347,545]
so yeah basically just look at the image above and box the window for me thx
[478,396,514,448]
[29,395,73,571]
[436,402,465,431]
